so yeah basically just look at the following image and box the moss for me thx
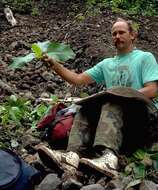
[0,0,33,13]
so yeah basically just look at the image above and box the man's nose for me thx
[116,33,120,38]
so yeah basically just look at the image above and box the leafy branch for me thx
[9,41,76,69]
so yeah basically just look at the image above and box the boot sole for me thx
[36,145,63,174]
[79,158,117,178]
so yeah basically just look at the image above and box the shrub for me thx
[85,0,158,16]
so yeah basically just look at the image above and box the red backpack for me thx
[37,103,75,149]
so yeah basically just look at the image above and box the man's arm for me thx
[139,81,158,98]
[42,55,94,86]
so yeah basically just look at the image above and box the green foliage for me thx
[123,148,158,188]
[0,0,32,13]
[10,53,35,69]
[0,94,51,129]
[111,0,158,16]
[30,103,50,128]
[132,149,146,160]
[85,0,158,16]
[31,7,39,16]
[0,95,32,126]
[9,41,76,69]
[46,42,75,62]
[31,44,43,59]
[79,92,89,98]
[85,0,110,16]
[50,95,59,105]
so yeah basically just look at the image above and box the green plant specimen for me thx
[0,95,32,126]
[30,103,50,128]
[0,94,51,128]
[123,148,158,189]
[9,41,76,69]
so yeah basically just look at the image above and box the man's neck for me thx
[117,45,135,56]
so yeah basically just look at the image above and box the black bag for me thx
[0,148,41,190]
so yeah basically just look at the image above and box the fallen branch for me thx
[39,97,82,103]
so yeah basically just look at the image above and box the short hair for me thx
[113,18,138,33]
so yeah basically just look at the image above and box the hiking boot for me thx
[36,144,79,171]
[79,149,118,178]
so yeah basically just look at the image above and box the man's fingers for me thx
[41,54,62,65]
[42,54,48,60]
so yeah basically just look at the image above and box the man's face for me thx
[111,21,135,52]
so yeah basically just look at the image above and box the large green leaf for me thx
[31,44,42,59]
[153,160,158,170]
[9,53,35,69]
[133,163,146,179]
[47,42,76,62]
[9,107,22,125]
[9,41,75,69]
[133,149,146,160]
[36,41,50,52]
[150,152,158,160]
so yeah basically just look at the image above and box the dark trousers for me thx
[67,103,123,152]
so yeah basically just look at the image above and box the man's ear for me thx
[131,31,138,41]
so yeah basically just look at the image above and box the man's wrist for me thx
[51,60,58,68]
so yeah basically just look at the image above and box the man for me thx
[39,18,158,178]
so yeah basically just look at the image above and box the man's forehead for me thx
[112,21,129,31]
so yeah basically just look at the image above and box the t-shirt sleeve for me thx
[142,53,158,84]
[85,60,105,84]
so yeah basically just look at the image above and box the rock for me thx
[62,178,83,190]
[0,79,13,94]
[35,61,43,69]
[24,153,40,164]
[4,7,17,26]
[139,180,157,190]
[46,82,57,93]
[0,57,6,66]
[96,176,108,187]
[9,41,19,50]
[105,177,130,190]
[24,91,34,100]
[41,71,55,81]
[11,139,19,148]
[21,134,41,149]
[40,92,50,98]
[37,173,61,190]
[19,83,30,90]
[81,184,104,190]
[3,54,13,62]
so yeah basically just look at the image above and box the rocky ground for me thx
[0,1,158,189]
[1,1,158,101]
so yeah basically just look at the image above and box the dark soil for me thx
[0,1,158,188]
[1,1,158,101]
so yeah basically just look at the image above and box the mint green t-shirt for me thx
[85,49,158,107]
[85,49,158,90]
